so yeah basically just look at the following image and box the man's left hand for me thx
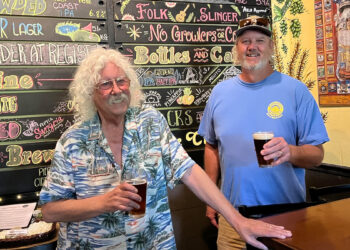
[235,217,292,250]
[261,137,290,166]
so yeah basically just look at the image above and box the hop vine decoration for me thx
[290,19,301,38]
[288,41,301,77]
[273,36,315,89]
[272,0,316,92]
[290,0,304,15]
[321,112,328,123]
[273,0,292,22]
[272,30,284,73]
[282,44,288,54]
[288,41,315,89]
[280,20,288,35]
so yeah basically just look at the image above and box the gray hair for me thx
[69,47,144,122]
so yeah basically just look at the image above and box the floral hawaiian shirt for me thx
[39,105,195,250]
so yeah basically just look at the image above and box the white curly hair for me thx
[69,47,144,122]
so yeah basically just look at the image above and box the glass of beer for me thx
[125,170,147,218]
[253,131,274,168]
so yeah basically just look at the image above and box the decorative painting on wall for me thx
[315,0,350,106]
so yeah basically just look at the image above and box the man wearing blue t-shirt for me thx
[198,16,329,249]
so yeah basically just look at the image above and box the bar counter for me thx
[259,198,350,250]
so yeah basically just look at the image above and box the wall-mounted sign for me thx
[0,165,51,196]
[0,142,55,169]
[113,0,270,23]
[118,44,236,65]
[0,0,107,19]
[1,66,76,90]
[0,115,74,142]
[0,42,99,65]
[158,106,204,130]
[135,65,241,87]
[115,22,237,44]
[0,91,71,116]
[0,16,108,42]
[143,85,212,108]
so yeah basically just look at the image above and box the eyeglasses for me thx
[96,77,130,91]
[239,17,270,28]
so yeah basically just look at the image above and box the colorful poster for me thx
[315,0,350,106]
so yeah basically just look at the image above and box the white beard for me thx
[240,55,270,71]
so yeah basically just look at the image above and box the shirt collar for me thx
[87,113,103,141]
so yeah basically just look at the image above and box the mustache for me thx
[108,93,129,105]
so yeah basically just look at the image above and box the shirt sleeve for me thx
[197,90,217,146]
[296,84,329,146]
[158,111,196,189]
[39,138,76,205]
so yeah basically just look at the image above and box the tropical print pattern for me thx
[39,104,195,250]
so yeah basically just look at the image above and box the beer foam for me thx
[126,179,147,185]
[253,132,274,140]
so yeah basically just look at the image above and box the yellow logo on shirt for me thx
[267,101,283,119]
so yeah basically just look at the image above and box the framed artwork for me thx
[315,0,350,106]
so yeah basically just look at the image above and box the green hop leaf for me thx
[273,5,283,22]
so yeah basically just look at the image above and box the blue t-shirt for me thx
[198,71,329,207]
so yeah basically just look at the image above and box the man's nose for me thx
[247,42,257,50]
[110,81,122,94]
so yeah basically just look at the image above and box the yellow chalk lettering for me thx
[34,177,46,187]
[134,46,149,64]
[210,46,222,63]
[19,75,34,89]
[6,145,23,167]
[0,96,17,114]
[224,51,233,63]
[42,150,54,163]
[38,167,47,177]
[32,150,42,164]
[6,145,54,167]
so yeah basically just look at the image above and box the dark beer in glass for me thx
[126,179,147,217]
[253,132,274,167]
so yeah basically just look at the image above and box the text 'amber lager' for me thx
[253,132,274,168]
[126,179,147,217]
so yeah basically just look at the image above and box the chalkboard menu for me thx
[0,0,109,202]
[113,0,271,156]
[0,0,271,203]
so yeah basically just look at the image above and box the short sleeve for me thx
[295,84,329,146]
[158,112,195,189]
[198,90,217,146]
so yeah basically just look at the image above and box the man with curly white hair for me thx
[39,47,291,250]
